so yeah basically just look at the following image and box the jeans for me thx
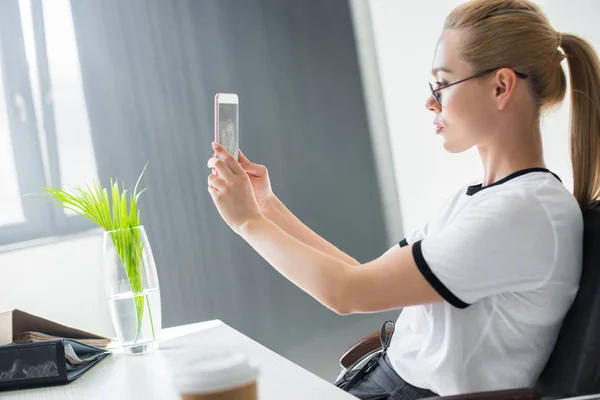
[347,354,438,400]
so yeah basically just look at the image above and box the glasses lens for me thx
[429,82,441,107]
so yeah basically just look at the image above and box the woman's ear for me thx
[494,68,518,110]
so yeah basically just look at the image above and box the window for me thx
[0,0,98,246]
[0,59,25,227]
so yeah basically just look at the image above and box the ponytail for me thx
[561,33,600,210]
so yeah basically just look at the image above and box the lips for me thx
[434,121,444,134]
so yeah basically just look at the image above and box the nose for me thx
[425,95,441,113]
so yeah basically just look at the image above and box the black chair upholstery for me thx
[536,201,600,398]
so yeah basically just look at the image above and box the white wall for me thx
[366,0,600,235]
[0,234,115,337]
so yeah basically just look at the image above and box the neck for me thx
[477,122,546,187]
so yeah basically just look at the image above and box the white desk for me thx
[2,320,356,399]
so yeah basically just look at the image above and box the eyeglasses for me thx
[429,67,529,108]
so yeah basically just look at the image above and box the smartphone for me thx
[214,93,239,174]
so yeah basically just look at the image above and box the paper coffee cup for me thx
[174,349,259,400]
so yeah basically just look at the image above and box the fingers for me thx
[207,183,221,199]
[207,156,235,181]
[208,173,226,192]
[212,142,244,175]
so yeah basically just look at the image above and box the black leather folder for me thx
[0,339,110,391]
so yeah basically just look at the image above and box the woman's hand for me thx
[207,142,264,235]
[237,149,275,210]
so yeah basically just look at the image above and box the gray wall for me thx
[70,0,398,379]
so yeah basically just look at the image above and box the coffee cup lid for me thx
[173,349,259,394]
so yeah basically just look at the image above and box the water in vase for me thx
[108,288,162,355]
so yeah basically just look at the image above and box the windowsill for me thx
[0,227,104,255]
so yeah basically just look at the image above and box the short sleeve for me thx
[399,226,428,248]
[414,194,556,308]
[399,187,467,249]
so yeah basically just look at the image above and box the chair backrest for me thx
[536,201,600,397]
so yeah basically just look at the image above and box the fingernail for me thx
[212,142,220,149]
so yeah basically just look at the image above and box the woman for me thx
[206,0,600,398]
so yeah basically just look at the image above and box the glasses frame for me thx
[429,67,529,108]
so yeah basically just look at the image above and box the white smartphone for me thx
[214,93,239,165]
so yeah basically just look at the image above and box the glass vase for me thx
[103,226,162,355]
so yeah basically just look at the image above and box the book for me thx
[14,331,111,349]
[0,309,112,347]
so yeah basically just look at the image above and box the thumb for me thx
[240,161,265,176]
[238,149,267,176]
[238,149,250,164]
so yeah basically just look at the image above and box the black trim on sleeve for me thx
[399,238,409,248]
[412,240,470,309]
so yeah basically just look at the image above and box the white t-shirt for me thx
[388,168,583,396]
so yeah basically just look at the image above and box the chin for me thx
[441,135,471,154]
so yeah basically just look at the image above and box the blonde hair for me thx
[445,0,600,210]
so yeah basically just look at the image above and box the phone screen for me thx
[218,103,239,157]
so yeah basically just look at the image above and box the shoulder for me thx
[460,175,583,274]
[469,174,581,227]
[442,175,582,267]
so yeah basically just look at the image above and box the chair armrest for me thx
[421,388,540,400]
[339,328,392,369]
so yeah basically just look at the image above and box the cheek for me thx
[442,88,492,146]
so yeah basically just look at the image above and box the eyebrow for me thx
[431,67,452,75]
